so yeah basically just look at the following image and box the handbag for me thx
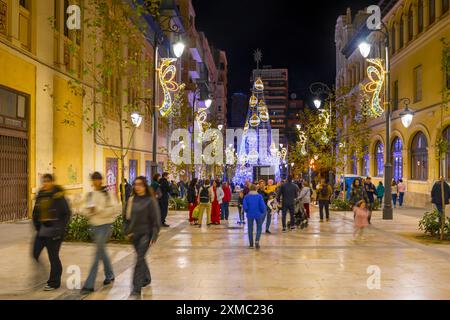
[192,206,200,219]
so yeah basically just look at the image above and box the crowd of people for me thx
[30,170,450,296]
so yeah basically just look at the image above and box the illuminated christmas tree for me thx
[233,50,282,185]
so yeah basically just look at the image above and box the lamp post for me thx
[358,20,392,220]
[309,82,334,185]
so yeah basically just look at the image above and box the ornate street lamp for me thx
[131,112,143,128]
[399,98,415,129]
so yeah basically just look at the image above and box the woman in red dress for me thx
[211,180,223,225]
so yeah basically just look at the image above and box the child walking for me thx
[237,191,245,225]
[353,200,369,240]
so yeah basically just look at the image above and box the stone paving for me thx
[0,206,449,300]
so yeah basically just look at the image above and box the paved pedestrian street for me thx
[0,207,449,300]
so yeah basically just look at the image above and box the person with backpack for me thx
[317,178,333,222]
[187,178,199,225]
[124,176,161,298]
[32,174,71,291]
[197,180,214,228]
[80,172,121,295]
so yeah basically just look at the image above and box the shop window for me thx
[392,138,403,182]
[375,141,384,177]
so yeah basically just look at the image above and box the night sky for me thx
[193,0,374,101]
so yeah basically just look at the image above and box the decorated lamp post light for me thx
[399,98,415,129]
[358,18,393,220]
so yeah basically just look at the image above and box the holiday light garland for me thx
[158,58,185,118]
[364,58,385,118]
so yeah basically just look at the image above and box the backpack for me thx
[320,184,329,197]
[199,187,210,203]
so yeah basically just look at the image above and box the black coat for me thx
[187,186,197,204]
[431,181,450,205]
[159,178,171,202]
[32,186,71,239]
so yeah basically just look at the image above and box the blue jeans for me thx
[220,202,230,220]
[399,192,405,207]
[247,216,264,246]
[392,194,398,207]
[83,224,114,290]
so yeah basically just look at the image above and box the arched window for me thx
[429,0,436,24]
[392,138,403,182]
[443,126,450,180]
[443,0,450,13]
[418,0,424,33]
[408,8,414,42]
[399,15,404,48]
[375,142,384,177]
[361,146,370,177]
[411,132,428,181]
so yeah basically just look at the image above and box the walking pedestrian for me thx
[299,181,312,219]
[80,172,120,294]
[364,177,376,224]
[257,180,271,233]
[211,180,224,225]
[197,180,214,228]
[391,180,398,208]
[237,191,245,225]
[431,178,450,224]
[151,174,161,199]
[120,179,132,203]
[376,182,385,205]
[398,179,406,207]
[317,178,333,222]
[243,184,266,249]
[158,172,171,227]
[221,182,232,221]
[32,174,71,291]
[187,178,199,225]
[353,200,369,240]
[124,176,161,297]
[349,179,369,208]
[277,176,301,232]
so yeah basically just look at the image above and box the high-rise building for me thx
[252,67,289,146]
[287,97,306,145]
[230,93,248,128]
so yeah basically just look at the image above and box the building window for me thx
[392,138,403,182]
[399,16,404,48]
[375,141,384,177]
[393,80,399,111]
[418,0,424,33]
[391,26,396,55]
[19,0,29,9]
[362,150,370,177]
[129,160,138,184]
[429,0,436,24]
[414,65,423,102]
[444,0,450,13]
[408,8,414,42]
[0,86,28,131]
[411,132,428,181]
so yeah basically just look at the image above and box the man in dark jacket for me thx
[32,174,71,291]
[159,172,171,227]
[277,176,300,232]
[364,177,376,224]
[431,179,450,223]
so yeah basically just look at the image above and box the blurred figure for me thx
[80,172,121,294]
[151,174,161,199]
[398,179,406,207]
[211,180,224,225]
[353,200,369,240]
[299,181,312,219]
[277,176,300,232]
[187,178,199,225]
[364,177,376,224]
[170,180,179,198]
[391,180,398,208]
[243,184,266,249]
[197,179,213,228]
[125,176,161,297]
[317,178,333,222]
[257,180,270,233]
[32,174,71,291]
[178,179,187,199]
[237,191,245,225]
[221,182,232,221]
[120,179,132,203]
[264,179,277,195]
[431,178,450,224]
[376,182,385,205]
[159,172,171,227]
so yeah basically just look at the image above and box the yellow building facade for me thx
[335,0,450,208]
[0,0,171,221]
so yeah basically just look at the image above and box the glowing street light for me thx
[205,99,213,108]
[131,112,143,128]
[399,98,415,128]
[313,99,322,109]
[358,41,371,58]
[173,41,185,58]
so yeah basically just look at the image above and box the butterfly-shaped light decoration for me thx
[158,58,184,118]
[364,58,386,118]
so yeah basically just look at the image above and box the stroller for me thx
[289,198,309,229]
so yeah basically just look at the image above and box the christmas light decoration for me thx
[254,77,264,91]
[250,95,258,107]
[158,58,184,118]
[364,58,385,118]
